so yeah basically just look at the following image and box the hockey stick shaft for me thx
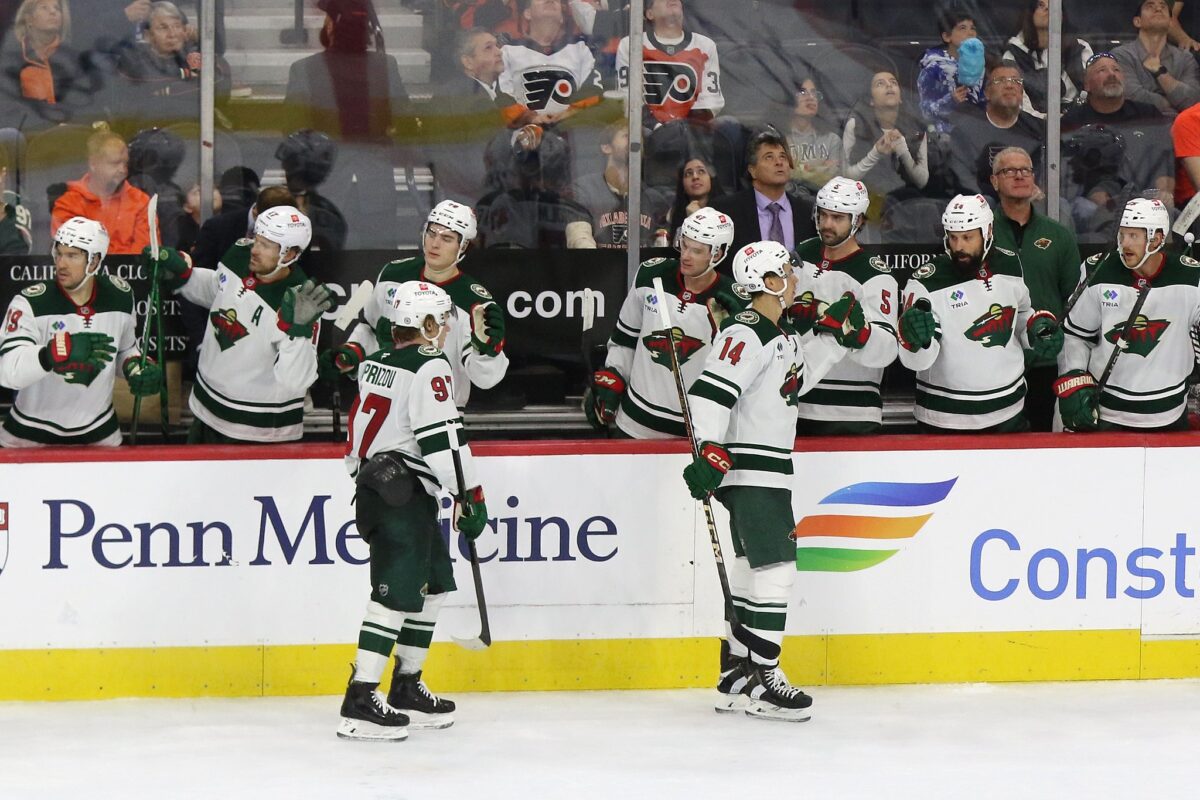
[449,423,491,649]
[129,260,160,445]
[1097,279,1152,394]
[1061,250,1112,326]
[156,279,168,441]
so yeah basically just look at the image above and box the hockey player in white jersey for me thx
[150,206,335,443]
[323,200,508,410]
[586,206,742,437]
[1056,198,1200,431]
[791,177,899,434]
[897,194,1063,432]
[338,281,490,742]
[0,217,161,447]
[683,241,856,722]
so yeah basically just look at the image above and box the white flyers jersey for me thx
[1060,251,1200,428]
[616,30,724,123]
[345,345,477,497]
[899,250,1039,430]
[177,242,320,442]
[347,257,509,409]
[498,37,603,115]
[0,274,138,446]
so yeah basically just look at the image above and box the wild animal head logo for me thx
[1104,314,1170,357]
[210,308,250,351]
[643,327,705,366]
[965,304,1015,347]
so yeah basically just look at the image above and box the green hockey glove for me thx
[590,369,625,427]
[318,343,366,381]
[815,292,870,349]
[456,486,489,540]
[683,441,733,499]
[278,279,336,338]
[1027,313,1064,362]
[1054,369,1099,431]
[898,303,939,351]
[471,302,506,356]
[39,331,116,373]
[143,245,192,289]
[122,356,163,397]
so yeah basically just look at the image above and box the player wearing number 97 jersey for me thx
[339,281,490,742]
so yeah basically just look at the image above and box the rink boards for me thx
[1,435,1199,700]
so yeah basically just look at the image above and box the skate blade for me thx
[404,710,455,730]
[714,692,749,714]
[336,717,409,741]
[744,701,812,723]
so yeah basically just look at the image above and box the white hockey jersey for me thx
[347,257,509,410]
[791,238,899,431]
[345,344,478,497]
[899,249,1041,430]
[0,274,139,446]
[688,309,843,490]
[498,36,604,116]
[1060,250,1200,428]
[605,257,747,439]
[616,30,724,123]
[176,241,319,442]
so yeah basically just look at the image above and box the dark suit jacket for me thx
[710,188,816,274]
[192,207,253,270]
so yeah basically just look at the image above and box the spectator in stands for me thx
[1168,2,1200,52]
[283,0,411,144]
[0,0,100,124]
[666,156,721,243]
[1002,0,1093,119]
[843,71,930,215]
[67,0,149,55]
[0,167,32,255]
[116,1,230,118]
[1172,101,1200,212]
[125,126,187,247]
[786,78,843,199]
[1113,0,1200,115]
[51,127,154,254]
[444,0,523,39]
[711,127,815,259]
[568,0,628,42]
[948,61,1046,199]
[918,6,986,134]
[217,166,260,216]
[570,120,669,248]
[276,129,347,254]
[988,146,1081,432]
[1063,54,1175,240]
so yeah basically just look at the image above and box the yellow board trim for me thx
[2,630,1197,702]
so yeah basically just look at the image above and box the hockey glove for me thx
[39,331,116,379]
[318,343,366,382]
[1027,313,1064,362]
[142,245,192,289]
[898,304,939,351]
[683,442,733,500]
[278,280,336,338]
[815,292,870,349]
[456,486,489,540]
[707,287,746,330]
[471,302,506,356]
[1054,369,1100,431]
[122,356,163,397]
[590,369,626,426]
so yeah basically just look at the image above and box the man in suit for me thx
[711,127,816,269]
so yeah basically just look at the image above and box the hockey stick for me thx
[651,277,776,660]
[1096,276,1153,396]
[449,421,491,651]
[1173,192,1200,239]
[328,281,374,441]
[130,194,160,445]
[1061,249,1114,327]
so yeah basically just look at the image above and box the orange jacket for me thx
[51,177,155,255]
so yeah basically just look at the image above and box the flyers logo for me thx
[642,61,700,105]
[521,67,577,110]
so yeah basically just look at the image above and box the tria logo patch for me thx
[1105,315,1170,356]
[210,308,250,351]
[965,304,1016,347]
[779,363,800,407]
[644,327,705,366]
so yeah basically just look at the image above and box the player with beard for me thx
[897,194,1063,432]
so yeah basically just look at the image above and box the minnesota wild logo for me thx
[779,363,800,406]
[58,361,103,387]
[644,327,705,366]
[788,291,824,335]
[1105,315,1170,356]
[210,308,250,350]
[965,304,1015,347]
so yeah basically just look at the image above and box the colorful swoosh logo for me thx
[794,478,957,572]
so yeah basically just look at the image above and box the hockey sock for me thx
[725,556,753,659]
[354,600,405,684]
[395,592,448,674]
[736,562,794,666]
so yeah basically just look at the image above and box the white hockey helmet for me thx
[426,200,477,263]
[675,206,735,270]
[53,216,110,280]
[254,205,312,270]
[387,280,455,342]
[813,176,869,245]
[1118,197,1170,270]
[942,193,994,260]
[732,241,796,306]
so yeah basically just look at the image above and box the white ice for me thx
[3,681,1199,799]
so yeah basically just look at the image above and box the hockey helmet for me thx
[814,176,869,244]
[1118,197,1170,270]
[254,205,312,269]
[53,216,110,279]
[387,281,455,341]
[128,127,186,184]
[732,241,796,304]
[275,129,337,190]
[425,200,477,263]
[942,193,994,260]
[675,206,734,270]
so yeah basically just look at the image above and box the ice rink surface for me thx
[3,680,1199,799]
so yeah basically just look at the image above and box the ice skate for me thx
[742,663,813,722]
[388,667,456,730]
[337,669,409,741]
[714,639,750,713]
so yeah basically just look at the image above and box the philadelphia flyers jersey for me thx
[616,30,723,123]
[498,36,604,116]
